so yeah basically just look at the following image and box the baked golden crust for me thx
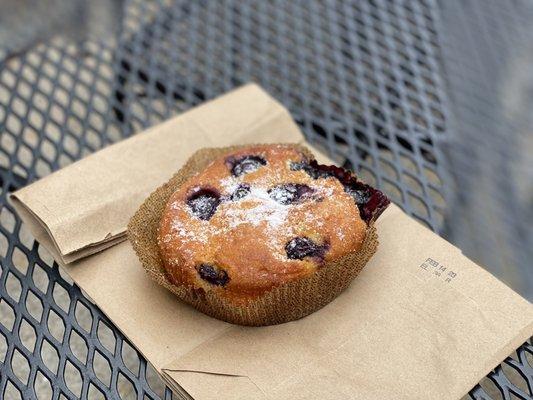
[157,144,367,300]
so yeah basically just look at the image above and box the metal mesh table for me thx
[439,0,533,303]
[0,1,530,399]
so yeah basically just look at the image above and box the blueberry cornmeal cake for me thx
[128,144,389,326]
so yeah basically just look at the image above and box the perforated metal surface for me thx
[439,0,533,302]
[437,2,533,395]
[0,1,530,399]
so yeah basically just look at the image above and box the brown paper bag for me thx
[11,84,533,400]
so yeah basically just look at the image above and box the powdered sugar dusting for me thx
[163,145,360,267]
[223,186,290,229]
[167,182,335,251]
[170,216,212,243]
[219,176,236,192]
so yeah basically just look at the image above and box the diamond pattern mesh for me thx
[439,0,533,302]
[0,1,530,399]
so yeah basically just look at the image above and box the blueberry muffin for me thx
[128,144,388,325]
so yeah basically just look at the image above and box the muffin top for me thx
[157,144,388,300]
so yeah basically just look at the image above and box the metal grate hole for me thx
[17,222,36,251]
[0,206,16,233]
[526,349,533,369]
[32,264,50,294]
[4,380,22,400]
[408,192,430,220]
[382,179,403,204]
[501,362,530,395]
[429,186,445,209]
[433,208,445,229]
[357,166,378,187]
[11,348,31,386]
[402,172,424,196]
[0,229,8,259]
[477,376,503,399]
[47,309,65,342]
[19,318,37,352]
[121,341,140,376]
[5,271,22,302]
[12,246,29,275]
[0,331,7,363]
[36,243,55,267]
[97,321,116,355]
[40,339,59,375]
[26,290,43,323]
[379,158,400,181]
[52,282,71,313]
[0,298,16,331]
[64,359,83,398]
[423,165,440,186]
[69,329,88,364]
[145,361,167,398]
[93,349,112,387]
[74,300,93,333]
[56,266,74,286]
[117,372,136,400]
[34,370,53,400]
[88,382,106,400]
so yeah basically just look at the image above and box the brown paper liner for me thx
[127,144,378,326]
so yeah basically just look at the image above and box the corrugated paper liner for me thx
[127,144,378,326]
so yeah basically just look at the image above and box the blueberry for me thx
[230,184,251,201]
[285,237,328,260]
[227,155,267,177]
[187,188,220,220]
[196,264,230,286]
[290,160,338,179]
[343,182,389,224]
[344,186,371,205]
[289,161,307,172]
[268,183,314,205]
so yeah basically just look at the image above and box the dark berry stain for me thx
[285,237,328,260]
[268,183,315,205]
[230,184,251,201]
[290,159,389,224]
[187,188,221,220]
[227,155,267,177]
[196,264,230,286]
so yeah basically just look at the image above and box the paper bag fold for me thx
[11,84,302,264]
[9,84,532,400]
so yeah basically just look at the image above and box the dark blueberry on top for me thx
[187,188,221,220]
[290,161,334,180]
[227,155,267,177]
[230,184,251,201]
[268,183,314,205]
[285,237,328,260]
[344,186,371,205]
[196,264,230,286]
[291,160,349,180]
